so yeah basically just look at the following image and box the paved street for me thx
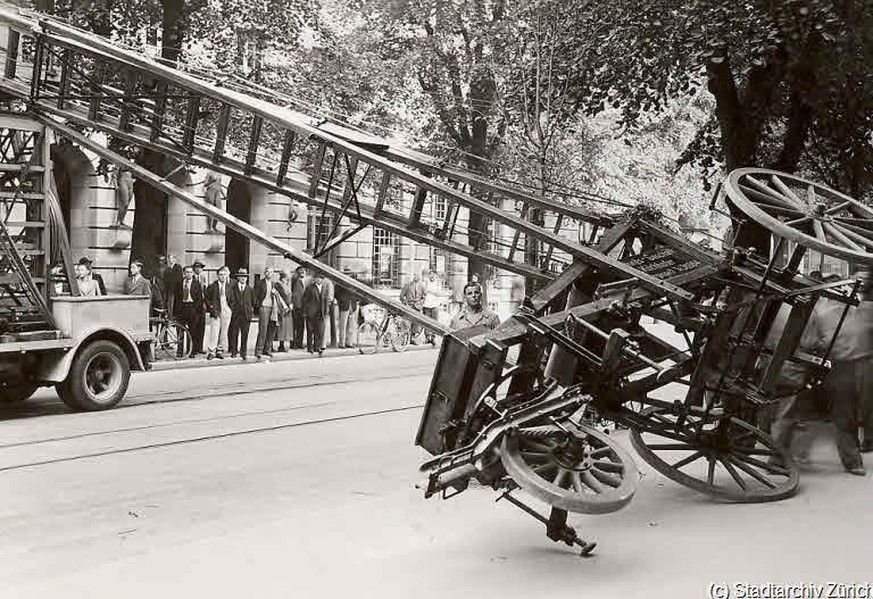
[0,350,870,599]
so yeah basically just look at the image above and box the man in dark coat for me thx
[169,265,203,358]
[302,271,330,356]
[290,266,307,349]
[228,268,256,360]
[189,259,208,356]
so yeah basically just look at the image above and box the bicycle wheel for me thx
[357,321,381,355]
[157,322,193,360]
[388,317,411,352]
[153,323,172,361]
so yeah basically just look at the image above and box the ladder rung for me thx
[244,115,262,175]
[308,143,327,199]
[0,191,45,199]
[212,104,231,163]
[2,221,45,228]
[0,164,45,173]
[276,129,296,187]
[87,63,103,121]
[150,80,168,142]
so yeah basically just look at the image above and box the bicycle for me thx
[150,308,193,360]
[357,310,411,354]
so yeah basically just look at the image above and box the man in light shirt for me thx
[421,269,442,345]
[450,281,500,332]
[254,266,277,360]
[204,266,232,360]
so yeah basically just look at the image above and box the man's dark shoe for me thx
[216,352,224,359]
[206,352,215,361]
[230,352,238,359]
[241,355,248,362]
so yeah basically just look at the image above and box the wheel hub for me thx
[550,435,594,471]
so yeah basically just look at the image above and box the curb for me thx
[150,342,438,371]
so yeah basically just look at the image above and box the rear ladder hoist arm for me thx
[40,116,450,336]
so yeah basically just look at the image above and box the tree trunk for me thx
[160,0,185,63]
[706,55,771,255]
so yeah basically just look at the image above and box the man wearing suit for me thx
[204,266,232,360]
[123,260,152,296]
[190,259,208,356]
[228,267,255,360]
[169,265,203,359]
[290,266,307,349]
[254,266,278,360]
[303,271,331,356]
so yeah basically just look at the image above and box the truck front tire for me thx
[57,340,131,411]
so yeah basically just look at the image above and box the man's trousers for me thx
[228,313,251,357]
[307,315,324,352]
[206,307,231,355]
[826,361,865,469]
[292,307,305,348]
[255,306,276,357]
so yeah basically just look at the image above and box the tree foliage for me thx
[557,0,873,200]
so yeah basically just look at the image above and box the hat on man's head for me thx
[236,268,249,278]
[77,256,93,266]
[193,260,206,269]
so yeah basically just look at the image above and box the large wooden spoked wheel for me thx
[629,405,798,503]
[725,168,873,264]
[501,422,638,514]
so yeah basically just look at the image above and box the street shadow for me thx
[0,397,72,421]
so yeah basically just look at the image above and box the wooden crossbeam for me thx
[212,103,230,163]
[182,93,200,153]
[308,142,327,199]
[276,129,296,186]
[244,115,262,175]
[86,62,103,121]
[507,202,529,263]
[150,79,167,142]
[374,170,390,217]
[56,48,71,110]
[117,71,137,132]
[4,28,19,79]
[29,35,44,100]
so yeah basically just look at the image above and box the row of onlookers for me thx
[62,255,502,361]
